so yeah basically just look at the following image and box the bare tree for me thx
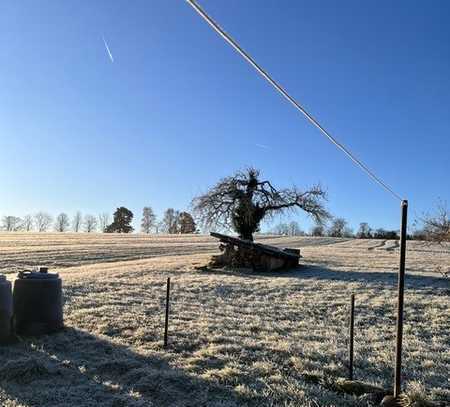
[98,213,111,233]
[155,221,164,234]
[272,223,289,235]
[34,212,53,232]
[327,218,349,238]
[356,222,372,239]
[421,201,449,243]
[22,215,34,232]
[161,208,179,234]
[83,214,97,233]
[373,228,398,240]
[72,211,82,232]
[273,221,303,236]
[55,213,70,232]
[1,216,22,231]
[141,207,156,234]
[288,221,303,236]
[343,226,354,238]
[192,168,329,241]
[310,223,325,237]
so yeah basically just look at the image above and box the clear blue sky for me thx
[1,0,449,232]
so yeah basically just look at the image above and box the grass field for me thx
[0,233,449,406]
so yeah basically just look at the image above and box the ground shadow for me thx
[198,264,449,291]
[285,265,449,289]
[0,327,240,407]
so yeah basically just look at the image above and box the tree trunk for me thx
[239,231,254,241]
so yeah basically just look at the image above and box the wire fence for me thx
[153,276,401,383]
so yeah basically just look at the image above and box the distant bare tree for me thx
[155,221,164,234]
[343,226,354,238]
[288,221,303,236]
[421,201,450,243]
[328,217,349,238]
[55,213,70,232]
[273,221,303,236]
[161,208,179,234]
[72,211,82,232]
[34,212,53,232]
[356,222,372,239]
[311,223,325,237]
[272,223,289,235]
[1,216,22,231]
[22,215,34,232]
[373,228,398,240]
[192,168,329,241]
[141,207,156,234]
[98,213,110,233]
[83,214,97,233]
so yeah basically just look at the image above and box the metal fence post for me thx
[349,293,355,380]
[164,277,171,348]
[394,200,408,398]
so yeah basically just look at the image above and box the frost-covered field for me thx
[0,233,448,406]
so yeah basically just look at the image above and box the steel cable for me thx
[186,0,403,202]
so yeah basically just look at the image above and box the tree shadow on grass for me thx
[0,327,240,407]
[284,265,449,291]
[198,264,449,292]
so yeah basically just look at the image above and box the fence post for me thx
[394,200,408,398]
[164,277,171,348]
[349,293,355,380]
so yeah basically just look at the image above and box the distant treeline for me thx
[2,203,448,243]
[0,206,197,235]
[269,204,449,242]
[269,219,401,239]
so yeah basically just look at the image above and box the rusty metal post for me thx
[349,293,355,380]
[394,200,408,398]
[164,277,171,348]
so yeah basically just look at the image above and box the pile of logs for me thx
[209,232,300,272]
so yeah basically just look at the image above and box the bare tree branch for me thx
[34,212,53,232]
[420,200,450,243]
[55,213,70,232]
[192,167,330,240]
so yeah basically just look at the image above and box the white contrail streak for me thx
[102,35,114,63]
[256,143,270,150]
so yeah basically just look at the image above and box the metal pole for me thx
[394,200,408,398]
[164,277,171,348]
[349,293,355,380]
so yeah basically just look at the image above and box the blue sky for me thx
[1,0,449,232]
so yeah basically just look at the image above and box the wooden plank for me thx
[210,232,300,260]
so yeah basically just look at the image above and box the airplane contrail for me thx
[256,143,270,150]
[102,35,114,63]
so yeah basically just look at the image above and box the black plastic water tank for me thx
[13,268,63,336]
[0,275,13,344]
